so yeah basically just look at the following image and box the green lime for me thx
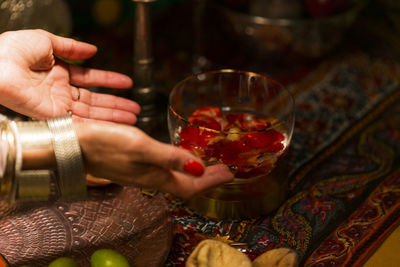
[48,257,78,267]
[90,249,130,267]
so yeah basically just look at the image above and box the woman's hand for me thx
[0,29,140,124]
[75,120,234,198]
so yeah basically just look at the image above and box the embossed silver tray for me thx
[0,184,172,266]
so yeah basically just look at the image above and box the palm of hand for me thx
[0,30,140,124]
[4,59,74,119]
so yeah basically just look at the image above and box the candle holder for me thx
[131,0,169,142]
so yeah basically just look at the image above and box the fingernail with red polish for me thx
[184,160,204,176]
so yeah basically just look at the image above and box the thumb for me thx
[143,140,206,176]
[166,164,235,198]
[46,31,98,60]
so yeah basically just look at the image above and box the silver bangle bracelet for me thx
[47,115,86,201]
[1,118,53,203]
[0,118,17,203]
[14,120,52,201]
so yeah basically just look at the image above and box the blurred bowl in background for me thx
[378,0,400,11]
[216,0,367,59]
[378,0,400,32]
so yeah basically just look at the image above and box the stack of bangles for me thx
[0,113,86,204]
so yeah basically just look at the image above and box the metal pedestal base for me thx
[186,162,289,220]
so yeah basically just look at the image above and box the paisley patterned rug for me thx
[165,53,400,266]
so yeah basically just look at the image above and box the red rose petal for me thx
[265,142,284,153]
[179,125,200,141]
[178,107,286,179]
[220,140,251,165]
[243,130,284,149]
[190,117,221,130]
[191,107,222,119]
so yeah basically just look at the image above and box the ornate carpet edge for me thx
[353,206,400,266]
[305,166,400,266]
[289,86,400,193]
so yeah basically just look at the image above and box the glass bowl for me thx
[168,70,295,219]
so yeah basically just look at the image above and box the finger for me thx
[140,140,206,176]
[71,101,138,124]
[46,31,98,60]
[162,164,234,198]
[76,88,140,114]
[69,65,133,89]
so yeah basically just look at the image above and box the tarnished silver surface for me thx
[0,184,172,266]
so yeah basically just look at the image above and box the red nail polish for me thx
[184,160,204,176]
